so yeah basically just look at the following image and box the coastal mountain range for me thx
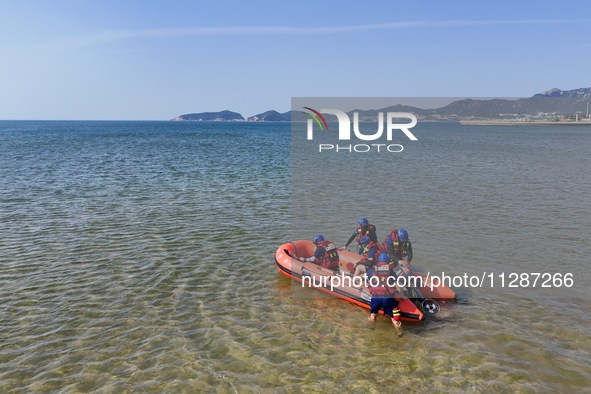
[171,87,591,121]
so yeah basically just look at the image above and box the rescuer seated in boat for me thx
[383,228,413,265]
[367,252,403,336]
[353,236,384,276]
[339,217,378,251]
[298,234,340,271]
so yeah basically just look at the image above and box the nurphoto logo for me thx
[302,107,418,153]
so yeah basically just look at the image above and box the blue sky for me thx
[1,1,590,120]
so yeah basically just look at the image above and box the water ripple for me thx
[1,121,590,392]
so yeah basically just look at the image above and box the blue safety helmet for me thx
[359,236,369,244]
[314,234,325,244]
[398,229,409,242]
[378,253,390,263]
[359,217,369,226]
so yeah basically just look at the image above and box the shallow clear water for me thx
[1,121,589,392]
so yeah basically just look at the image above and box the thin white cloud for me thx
[37,18,591,51]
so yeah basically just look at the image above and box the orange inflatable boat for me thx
[275,240,456,322]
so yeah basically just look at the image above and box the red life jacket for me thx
[362,241,383,259]
[369,260,395,296]
[383,230,410,259]
[316,240,339,269]
[355,224,376,244]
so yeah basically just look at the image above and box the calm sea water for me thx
[1,121,589,392]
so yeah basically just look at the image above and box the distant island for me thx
[171,87,591,125]
[246,110,291,122]
[171,110,244,122]
[172,109,291,122]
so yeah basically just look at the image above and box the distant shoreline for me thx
[459,120,591,126]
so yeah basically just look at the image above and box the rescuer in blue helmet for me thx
[353,235,385,276]
[299,234,340,270]
[383,228,413,264]
[341,217,378,250]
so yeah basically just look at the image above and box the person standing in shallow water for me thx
[366,253,403,337]
[340,217,378,251]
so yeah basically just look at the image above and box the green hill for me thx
[171,110,244,121]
